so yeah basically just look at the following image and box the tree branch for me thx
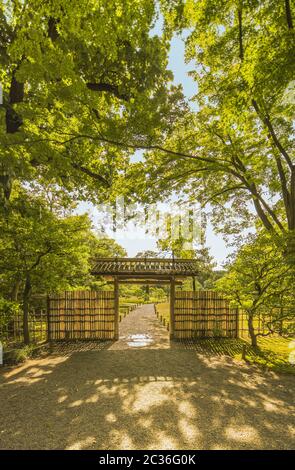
[71,162,110,187]
[3,132,230,169]
[201,184,246,208]
[86,82,129,101]
[254,190,285,232]
[29,246,53,271]
[48,17,60,41]
[6,66,24,133]
[274,153,291,218]
[229,152,285,232]
[252,99,293,169]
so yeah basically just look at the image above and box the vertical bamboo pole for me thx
[236,307,239,338]
[170,276,175,340]
[114,276,119,340]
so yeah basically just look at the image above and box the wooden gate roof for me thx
[91,258,199,277]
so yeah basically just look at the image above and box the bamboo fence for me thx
[173,290,238,339]
[48,290,115,340]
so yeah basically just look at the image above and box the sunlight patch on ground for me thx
[137,417,153,429]
[263,402,280,412]
[57,395,68,403]
[119,434,135,449]
[68,399,83,408]
[178,418,199,440]
[105,412,117,423]
[178,401,196,418]
[1,356,69,386]
[66,436,96,450]
[149,432,179,450]
[124,382,173,413]
[225,425,260,444]
[2,356,68,380]
[287,425,295,437]
[108,429,135,449]
[85,394,99,404]
[126,334,154,348]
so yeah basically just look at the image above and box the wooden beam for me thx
[107,280,182,285]
[93,257,197,262]
[117,274,184,280]
[117,274,173,280]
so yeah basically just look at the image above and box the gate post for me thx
[46,295,51,343]
[114,276,119,340]
[170,276,175,340]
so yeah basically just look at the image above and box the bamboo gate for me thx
[46,258,239,341]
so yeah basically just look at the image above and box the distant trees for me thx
[217,233,295,347]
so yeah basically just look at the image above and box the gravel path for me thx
[0,304,294,450]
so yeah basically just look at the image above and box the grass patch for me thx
[3,342,48,365]
[243,336,295,374]
[155,302,170,324]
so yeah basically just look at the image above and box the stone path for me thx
[110,303,170,350]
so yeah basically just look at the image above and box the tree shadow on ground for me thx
[0,345,294,450]
[244,346,295,374]
[171,338,246,356]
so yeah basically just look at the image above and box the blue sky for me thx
[78,29,231,267]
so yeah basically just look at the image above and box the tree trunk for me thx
[285,167,295,262]
[286,230,295,265]
[285,0,294,29]
[23,274,32,345]
[247,312,258,348]
[10,278,21,301]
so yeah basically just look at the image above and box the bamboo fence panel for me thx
[48,290,115,340]
[173,291,238,339]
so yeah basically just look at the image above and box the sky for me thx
[78,25,231,268]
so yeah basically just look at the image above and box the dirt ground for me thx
[0,304,294,450]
